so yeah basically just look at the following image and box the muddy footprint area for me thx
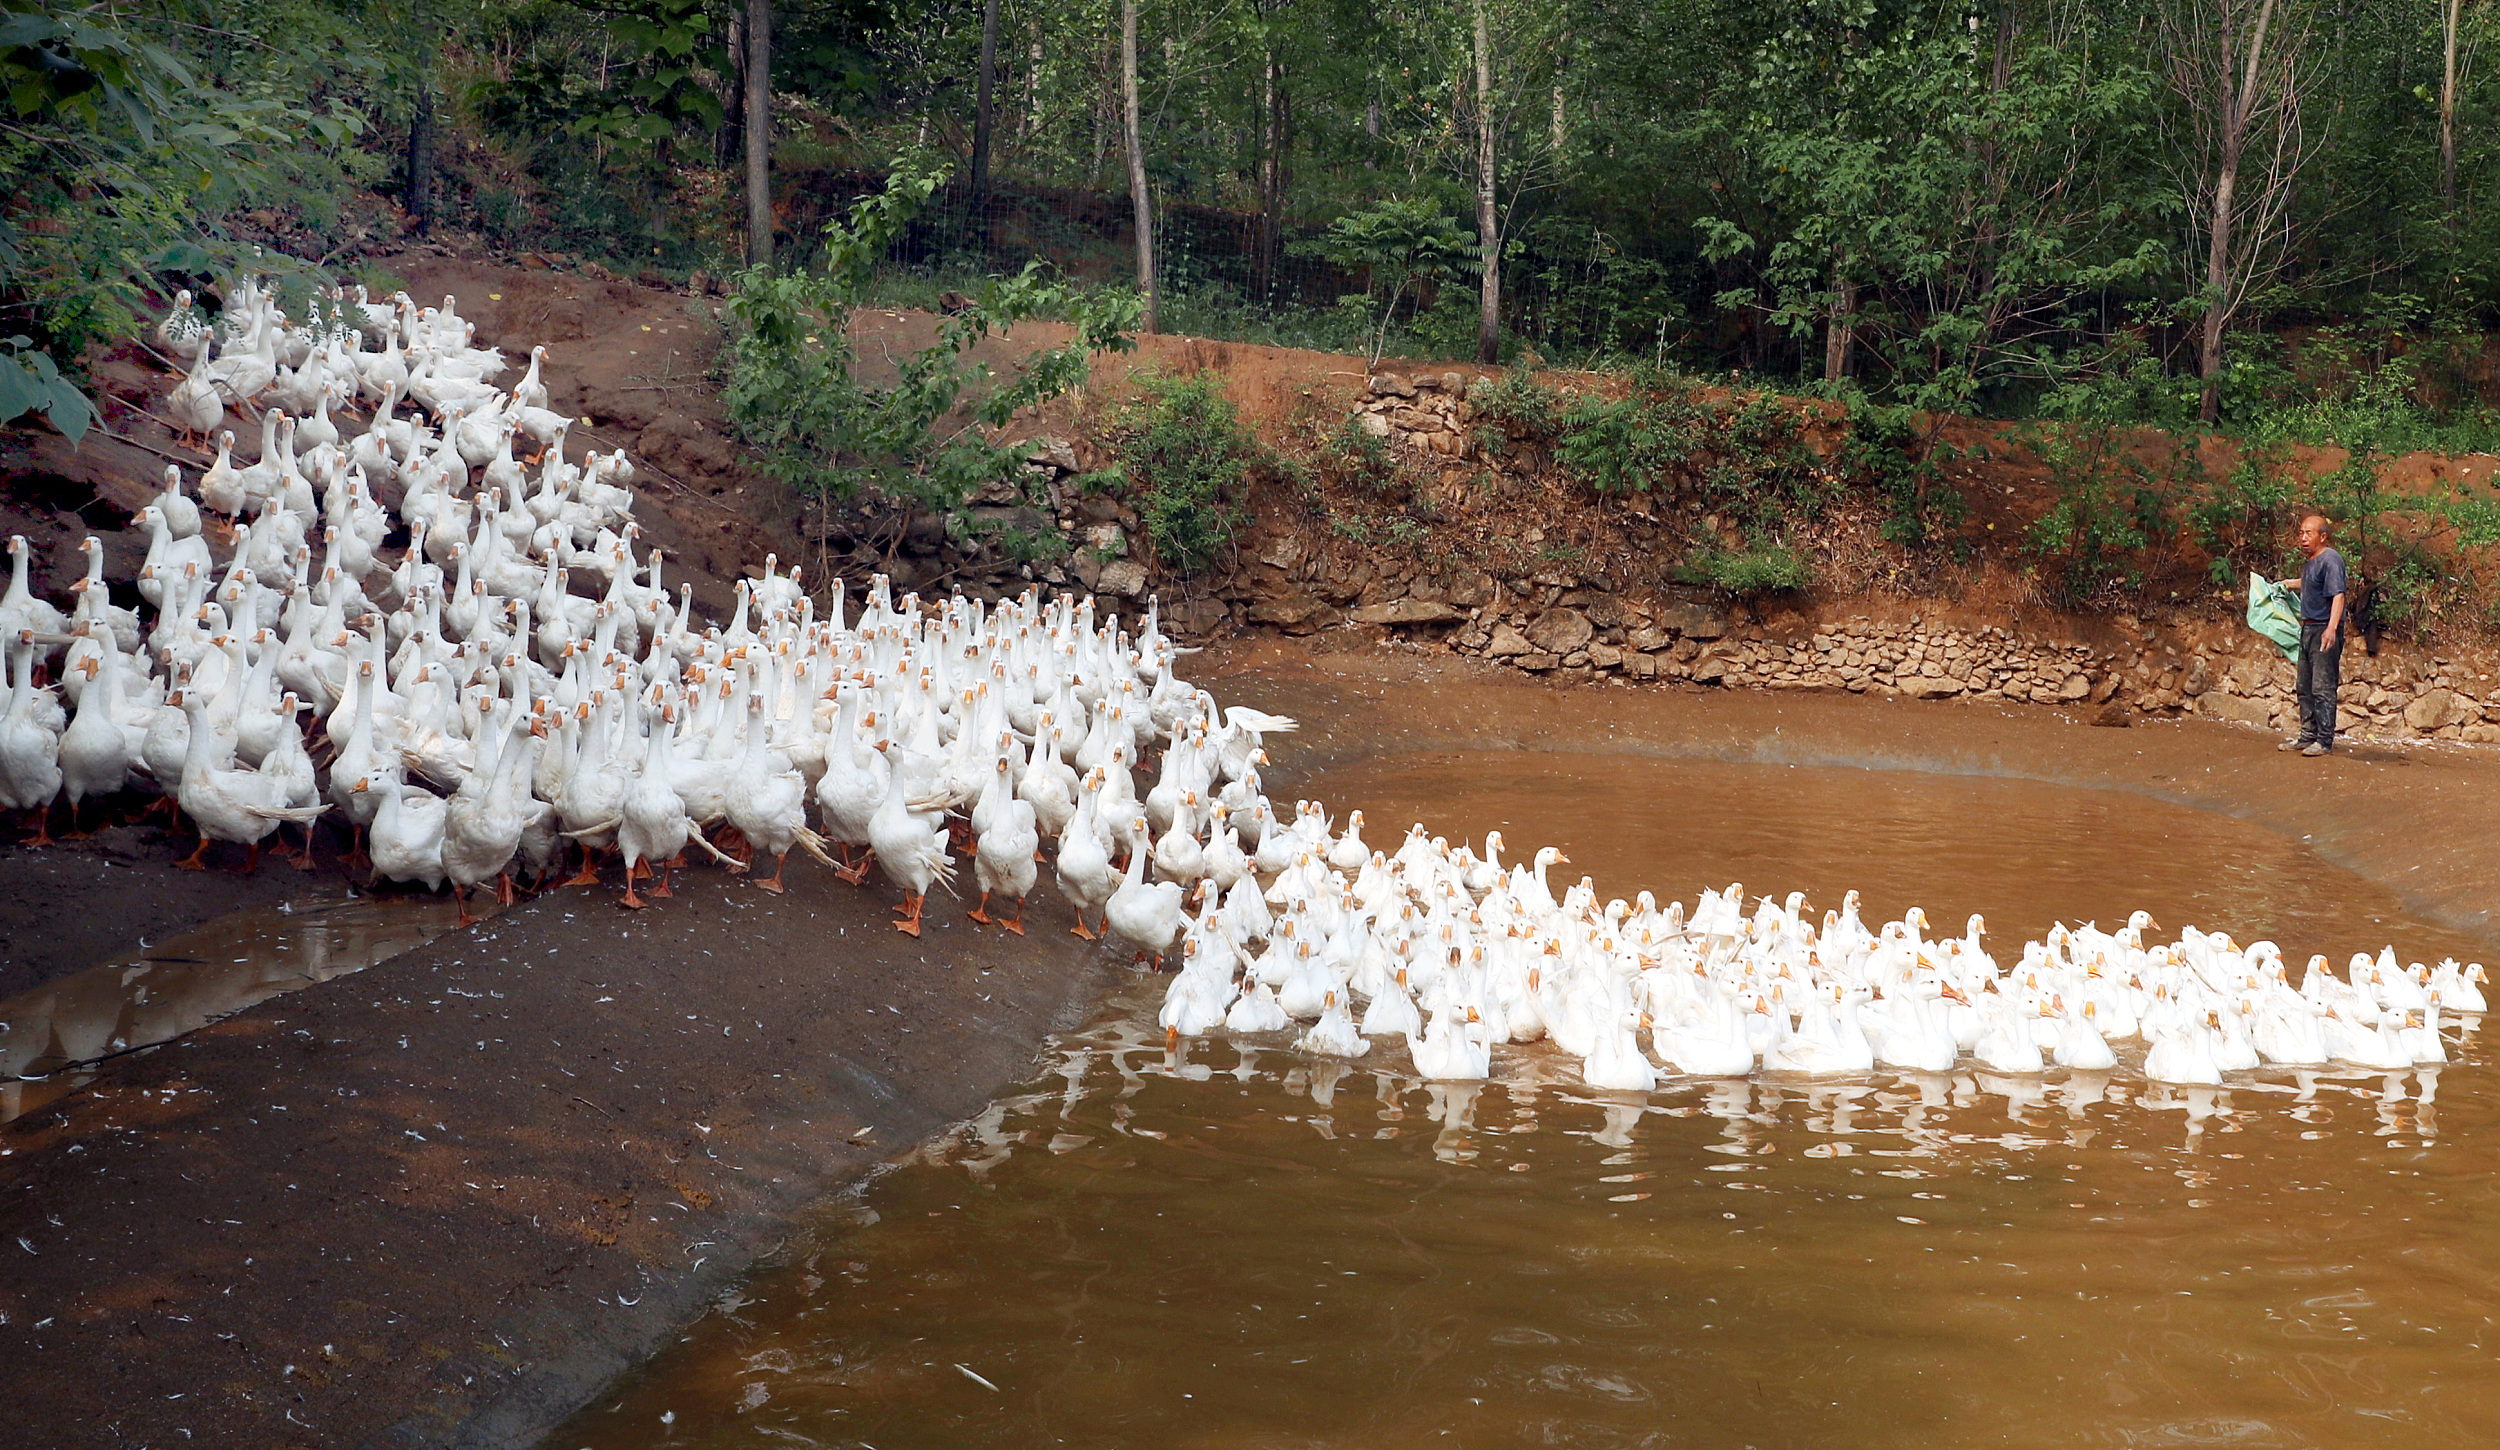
[0,827,323,999]
[0,851,1125,1450]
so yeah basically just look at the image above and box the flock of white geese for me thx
[0,271,2485,1094]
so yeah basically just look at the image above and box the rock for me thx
[1369,372,1416,398]
[1347,599,1467,627]
[1257,535,1305,571]
[1484,623,1534,658]
[1358,411,1392,438]
[1516,652,1561,672]
[1095,560,1148,598]
[1564,591,1628,630]
[968,504,1050,537]
[1248,592,1340,634]
[1441,571,1497,608]
[1587,643,1623,670]
[1656,602,1727,640]
[2404,687,2479,732]
[2090,701,2134,728]
[1898,676,1965,699]
[2091,675,2121,704]
[2464,723,2500,745]
[1166,596,1229,638]
[1026,436,1081,473]
[2058,673,2092,702]
[1625,654,1659,680]
[1686,653,1727,685]
[1440,371,1465,394]
[2199,692,2274,728]
[1524,608,1595,654]
[1083,522,1128,557]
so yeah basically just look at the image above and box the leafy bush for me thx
[1291,198,1476,366]
[1556,377,1710,495]
[1839,402,1962,546]
[1678,544,1813,594]
[1319,415,1407,502]
[1101,374,1269,572]
[0,336,97,442]
[723,161,1138,558]
[1466,366,1563,437]
[2184,443,2290,587]
[2017,424,2176,605]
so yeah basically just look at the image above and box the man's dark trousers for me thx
[2297,620,2341,748]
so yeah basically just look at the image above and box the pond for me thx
[556,750,2498,1450]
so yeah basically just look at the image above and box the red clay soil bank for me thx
[0,862,1123,1450]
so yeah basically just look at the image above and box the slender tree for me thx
[2441,0,2475,210]
[1122,0,1158,331]
[2161,0,2322,422]
[1472,0,1499,363]
[745,0,772,268]
[973,0,1001,192]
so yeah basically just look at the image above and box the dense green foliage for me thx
[8,0,2500,625]
[1098,374,1272,571]
[13,0,2500,429]
[722,161,1137,556]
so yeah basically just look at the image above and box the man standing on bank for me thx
[2279,514,2347,757]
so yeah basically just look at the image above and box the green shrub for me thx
[1840,402,1963,546]
[2017,423,2176,605]
[2185,443,2290,587]
[1556,378,1710,495]
[1320,415,1406,501]
[1105,374,1268,572]
[722,161,1138,559]
[1466,366,1564,436]
[1678,544,1813,594]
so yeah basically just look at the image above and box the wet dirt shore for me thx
[2,638,2497,1450]
[0,854,1124,1450]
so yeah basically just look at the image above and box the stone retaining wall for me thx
[1023,370,2500,749]
[1425,593,2500,746]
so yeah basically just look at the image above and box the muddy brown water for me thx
[555,750,2500,1450]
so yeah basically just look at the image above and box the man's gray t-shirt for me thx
[2301,546,2347,623]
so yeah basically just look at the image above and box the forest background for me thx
[12,0,2500,626]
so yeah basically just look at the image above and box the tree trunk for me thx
[407,79,435,234]
[1256,56,1290,304]
[972,0,1001,192]
[1823,269,1856,385]
[2197,0,2277,424]
[2443,0,2462,209]
[1473,0,1499,365]
[745,0,772,269]
[721,12,745,168]
[1121,0,1157,332]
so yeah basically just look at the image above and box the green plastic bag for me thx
[2247,571,2299,663]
